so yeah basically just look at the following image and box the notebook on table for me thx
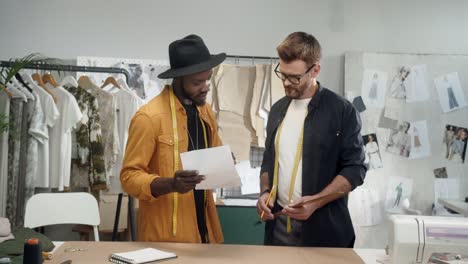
[109,248,177,264]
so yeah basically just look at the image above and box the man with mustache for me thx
[121,35,225,243]
[256,32,366,247]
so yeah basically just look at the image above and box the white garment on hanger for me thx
[28,80,60,187]
[109,89,142,192]
[60,76,79,87]
[6,82,27,101]
[12,78,34,100]
[118,79,144,106]
[47,84,82,191]
[0,92,10,217]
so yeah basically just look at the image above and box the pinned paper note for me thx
[235,160,261,195]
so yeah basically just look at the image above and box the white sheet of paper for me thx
[434,72,468,113]
[349,187,383,227]
[409,120,431,159]
[434,178,459,207]
[221,199,258,206]
[235,160,261,195]
[406,64,430,103]
[361,69,388,108]
[180,145,241,190]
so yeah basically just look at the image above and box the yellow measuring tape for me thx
[272,115,306,234]
[169,87,209,237]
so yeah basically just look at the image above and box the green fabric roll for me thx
[0,227,54,261]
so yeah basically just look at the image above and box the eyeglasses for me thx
[274,63,315,85]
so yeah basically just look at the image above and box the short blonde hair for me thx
[277,32,322,66]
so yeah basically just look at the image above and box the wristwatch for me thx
[259,188,271,197]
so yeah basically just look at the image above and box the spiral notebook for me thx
[109,248,177,264]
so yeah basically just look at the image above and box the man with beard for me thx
[121,35,225,243]
[256,32,366,247]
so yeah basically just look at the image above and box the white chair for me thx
[24,192,100,241]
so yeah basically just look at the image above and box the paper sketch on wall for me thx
[434,72,467,113]
[127,64,145,99]
[362,133,383,169]
[389,66,411,100]
[348,187,383,227]
[443,124,468,164]
[386,121,411,157]
[385,176,413,211]
[408,120,431,159]
[434,178,459,208]
[433,167,448,179]
[405,64,430,103]
[77,56,170,103]
[361,69,387,108]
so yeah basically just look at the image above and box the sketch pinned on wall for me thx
[348,187,383,227]
[389,66,411,100]
[405,64,430,103]
[361,69,388,108]
[434,178,459,208]
[408,120,431,159]
[434,72,467,113]
[433,167,448,179]
[385,176,413,210]
[127,64,146,99]
[386,121,411,157]
[362,133,383,170]
[442,124,468,164]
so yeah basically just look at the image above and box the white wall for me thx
[2,0,468,95]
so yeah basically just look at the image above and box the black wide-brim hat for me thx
[158,34,226,79]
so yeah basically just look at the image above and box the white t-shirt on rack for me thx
[276,98,311,208]
[48,85,82,191]
[109,88,143,193]
[31,83,60,187]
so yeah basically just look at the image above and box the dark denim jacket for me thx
[261,84,367,247]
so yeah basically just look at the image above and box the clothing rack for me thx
[0,60,136,242]
[0,61,130,81]
[226,54,278,60]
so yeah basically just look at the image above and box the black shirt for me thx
[261,84,367,247]
[182,103,209,243]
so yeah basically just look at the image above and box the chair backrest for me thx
[24,192,100,241]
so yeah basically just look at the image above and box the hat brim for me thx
[158,53,226,79]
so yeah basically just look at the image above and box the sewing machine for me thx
[382,215,468,264]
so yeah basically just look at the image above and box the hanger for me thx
[7,82,27,101]
[101,76,122,90]
[78,74,100,93]
[29,73,57,103]
[15,73,33,92]
[11,78,34,100]
[32,73,46,87]
[117,78,132,92]
[60,76,79,87]
[42,72,59,87]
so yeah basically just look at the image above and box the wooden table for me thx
[47,241,365,264]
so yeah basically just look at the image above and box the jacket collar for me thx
[278,81,324,115]
[161,85,211,120]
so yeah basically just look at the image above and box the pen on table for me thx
[260,186,275,220]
